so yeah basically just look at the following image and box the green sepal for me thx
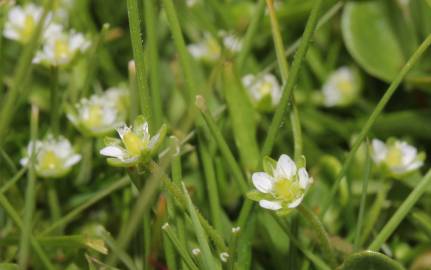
[262,156,277,175]
[275,207,293,217]
[149,123,168,156]
[246,190,273,202]
[104,136,122,146]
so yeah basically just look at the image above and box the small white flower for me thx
[371,138,424,176]
[186,0,199,7]
[231,226,241,234]
[219,252,229,262]
[67,87,128,136]
[20,134,81,178]
[187,32,221,63]
[192,248,201,256]
[322,66,359,107]
[99,115,167,167]
[242,73,282,111]
[3,3,48,43]
[219,31,242,53]
[33,23,90,66]
[249,154,312,214]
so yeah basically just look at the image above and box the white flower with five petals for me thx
[99,116,167,167]
[322,66,360,107]
[248,154,312,214]
[242,73,282,111]
[33,23,90,66]
[371,138,424,176]
[20,135,81,178]
[187,33,221,63]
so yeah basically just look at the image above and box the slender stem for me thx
[298,204,336,267]
[196,97,248,193]
[236,0,266,71]
[198,133,222,232]
[0,166,28,194]
[47,181,62,233]
[40,176,129,236]
[127,0,152,125]
[320,34,431,218]
[19,105,39,269]
[369,169,431,251]
[50,67,60,135]
[261,0,323,157]
[0,0,54,148]
[354,141,371,250]
[144,0,163,129]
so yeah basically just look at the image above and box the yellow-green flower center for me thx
[83,105,103,129]
[386,146,402,167]
[259,82,272,97]
[21,15,36,42]
[207,39,220,57]
[38,150,63,171]
[273,179,301,202]
[54,39,71,60]
[123,131,146,157]
[336,79,353,95]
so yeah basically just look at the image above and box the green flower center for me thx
[259,82,272,97]
[123,131,146,157]
[336,79,353,96]
[54,39,71,60]
[21,15,36,42]
[386,146,402,167]
[273,179,302,202]
[39,150,63,172]
[83,105,103,129]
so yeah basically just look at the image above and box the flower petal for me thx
[298,168,310,189]
[398,142,417,166]
[252,172,274,193]
[100,146,126,158]
[259,200,282,210]
[287,195,304,208]
[371,139,387,163]
[275,154,296,180]
[64,154,82,167]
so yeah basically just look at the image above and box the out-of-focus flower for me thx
[20,135,81,178]
[220,31,242,53]
[33,23,90,66]
[67,87,129,136]
[248,154,312,215]
[186,0,199,8]
[322,66,360,107]
[242,73,282,111]
[3,3,47,43]
[187,33,221,63]
[99,115,167,167]
[371,138,425,176]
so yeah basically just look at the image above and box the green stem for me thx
[196,97,248,193]
[369,169,431,251]
[0,166,28,194]
[50,67,60,135]
[298,204,336,268]
[0,0,53,148]
[261,0,323,157]
[47,181,62,233]
[320,34,431,218]
[354,142,371,250]
[40,176,129,236]
[236,0,266,71]
[198,133,222,232]
[127,0,152,125]
[144,0,163,129]
[18,105,39,269]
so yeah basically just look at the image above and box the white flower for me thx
[249,154,312,214]
[3,3,48,43]
[99,115,167,167]
[187,33,221,63]
[242,73,282,110]
[219,252,229,262]
[322,66,359,107]
[192,248,201,256]
[20,135,81,178]
[371,138,424,176]
[186,0,199,7]
[67,87,128,136]
[219,31,242,53]
[33,23,90,66]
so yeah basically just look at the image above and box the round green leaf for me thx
[338,251,405,270]
[342,1,405,82]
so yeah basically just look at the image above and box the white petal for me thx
[100,146,126,158]
[252,172,274,193]
[116,125,130,139]
[404,160,423,172]
[20,157,29,166]
[259,200,282,210]
[298,168,310,189]
[64,154,81,167]
[275,154,296,180]
[371,139,387,163]
[398,142,417,166]
[288,195,304,208]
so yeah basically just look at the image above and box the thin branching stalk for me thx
[262,0,323,157]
